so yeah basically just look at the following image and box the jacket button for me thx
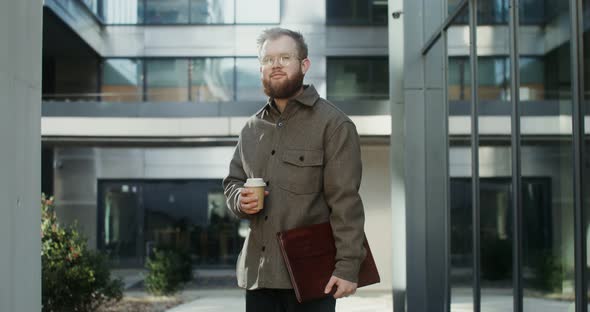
[277,122,284,128]
[271,150,275,155]
[264,215,268,221]
[262,246,266,252]
[299,156,304,161]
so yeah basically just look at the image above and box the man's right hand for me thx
[239,188,269,214]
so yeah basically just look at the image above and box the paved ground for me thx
[113,269,582,312]
[167,289,394,312]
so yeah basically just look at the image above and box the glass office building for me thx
[403,0,590,311]
[40,0,393,290]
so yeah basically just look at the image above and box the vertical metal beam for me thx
[570,0,587,311]
[443,27,451,312]
[468,0,481,311]
[508,0,522,311]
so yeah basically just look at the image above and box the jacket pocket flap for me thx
[282,149,324,167]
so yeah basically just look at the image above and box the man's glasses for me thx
[259,54,300,67]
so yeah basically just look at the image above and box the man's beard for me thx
[262,69,304,99]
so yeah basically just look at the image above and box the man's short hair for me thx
[257,27,308,60]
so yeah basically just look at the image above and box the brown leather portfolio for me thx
[276,222,380,303]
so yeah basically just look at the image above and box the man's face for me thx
[259,35,310,99]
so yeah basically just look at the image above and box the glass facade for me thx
[98,180,244,267]
[101,59,143,102]
[437,0,587,310]
[448,7,474,311]
[89,0,278,24]
[235,58,265,101]
[519,1,575,310]
[146,59,189,102]
[326,0,388,25]
[326,57,389,100]
[190,58,234,102]
[476,1,514,310]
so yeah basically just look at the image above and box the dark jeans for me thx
[246,289,336,312]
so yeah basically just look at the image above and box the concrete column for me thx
[0,0,42,311]
[389,0,406,311]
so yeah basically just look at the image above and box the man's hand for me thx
[324,276,357,299]
[238,188,269,214]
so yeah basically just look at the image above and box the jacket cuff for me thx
[332,259,362,283]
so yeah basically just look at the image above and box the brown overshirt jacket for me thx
[223,85,366,290]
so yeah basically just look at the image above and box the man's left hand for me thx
[324,276,358,299]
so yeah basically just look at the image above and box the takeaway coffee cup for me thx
[244,178,266,211]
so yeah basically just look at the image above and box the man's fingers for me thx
[324,276,337,294]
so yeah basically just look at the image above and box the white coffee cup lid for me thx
[244,178,266,187]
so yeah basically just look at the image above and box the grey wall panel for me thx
[404,89,428,311]
[403,0,425,89]
[0,0,42,310]
[426,88,447,312]
[425,39,444,89]
[424,0,444,41]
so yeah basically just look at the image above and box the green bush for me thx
[531,250,564,292]
[42,194,123,312]
[144,248,193,295]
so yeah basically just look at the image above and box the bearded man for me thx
[223,27,366,312]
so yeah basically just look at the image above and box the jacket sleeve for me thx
[323,121,366,283]
[223,137,251,219]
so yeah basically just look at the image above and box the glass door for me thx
[98,181,144,266]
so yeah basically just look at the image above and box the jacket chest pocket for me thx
[278,149,324,194]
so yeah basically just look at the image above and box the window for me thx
[103,0,143,24]
[190,58,234,102]
[102,59,143,102]
[190,0,234,24]
[145,0,189,24]
[448,56,544,102]
[236,58,265,101]
[326,0,388,25]
[327,57,389,100]
[103,0,279,24]
[146,59,189,102]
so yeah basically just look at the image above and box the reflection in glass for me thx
[103,0,143,24]
[142,181,243,266]
[449,57,472,102]
[190,58,234,102]
[190,0,234,24]
[145,0,189,24]
[448,5,473,311]
[146,59,189,102]
[236,58,265,101]
[520,0,575,310]
[326,0,388,25]
[583,0,590,305]
[326,57,389,100]
[475,1,514,306]
[99,180,245,267]
[102,59,143,102]
[236,0,280,23]
[102,184,141,266]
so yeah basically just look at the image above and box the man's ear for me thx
[301,58,311,75]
